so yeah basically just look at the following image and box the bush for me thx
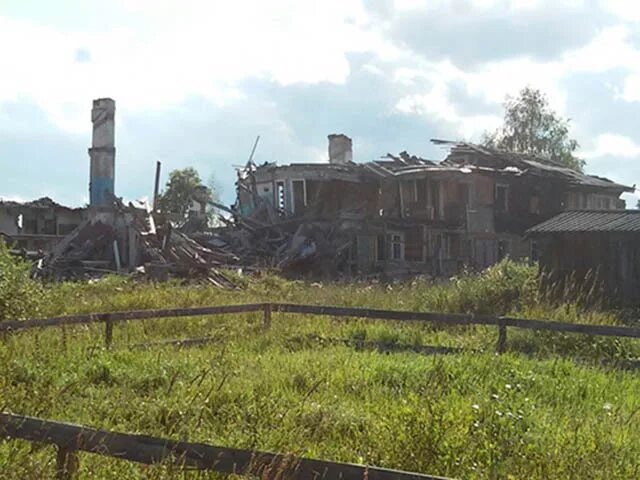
[417,258,539,315]
[0,240,44,321]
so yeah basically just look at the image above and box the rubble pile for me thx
[31,188,363,283]
[198,199,358,278]
[34,200,237,287]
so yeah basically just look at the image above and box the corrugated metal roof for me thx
[527,210,640,234]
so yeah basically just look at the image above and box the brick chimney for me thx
[328,134,352,164]
[89,98,116,206]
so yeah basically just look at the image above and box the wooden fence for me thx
[2,305,639,478]
[1,302,639,353]
[0,412,449,480]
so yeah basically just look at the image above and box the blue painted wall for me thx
[90,176,114,206]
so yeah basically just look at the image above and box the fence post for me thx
[263,303,272,330]
[55,446,79,480]
[104,315,113,348]
[496,319,507,354]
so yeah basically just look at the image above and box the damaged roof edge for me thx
[0,197,85,211]
[527,210,640,234]
[431,139,634,193]
[240,137,632,193]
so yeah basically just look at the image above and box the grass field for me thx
[1,246,639,479]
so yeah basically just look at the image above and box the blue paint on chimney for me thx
[90,176,115,206]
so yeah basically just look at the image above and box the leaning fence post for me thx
[496,319,507,354]
[104,314,113,348]
[55,446,79,480]
[263,303,272,329]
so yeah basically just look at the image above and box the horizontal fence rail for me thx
[0,412,449,480]
[1,303,639,353]
[0,303,265,332]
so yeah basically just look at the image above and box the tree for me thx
[158,167,212,218]
[484,87,585,172]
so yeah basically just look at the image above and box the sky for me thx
[2,0,640,207]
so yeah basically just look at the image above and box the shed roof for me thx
[527,210,640,234]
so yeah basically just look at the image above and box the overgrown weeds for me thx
[1,255,639,478]
[0,240,43,321]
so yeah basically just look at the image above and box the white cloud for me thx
[0,195,27,203]
[0,1,397,132]
[396,83,501,138]
[601,0,640,23]
[4,0,640,170]
[584,133,640,159]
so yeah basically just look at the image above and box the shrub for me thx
[416,258,539,315]
[0,239,44,321]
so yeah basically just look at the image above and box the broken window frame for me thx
[276,181,285,213]
[530,240,539,263]
[434,233,451,260]
[376,234,386,262]
[497,239,511,260]
[593,195,612,210]
[529,195,541,214]
[495,183,509,213]
[390,232,404,261]
[290,179,307,214]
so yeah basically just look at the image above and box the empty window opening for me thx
[276,182,285,212]
[495,184,509,212]
[376,234,386,261]
[530,240,539,263]
[391,233,404,260]
[292,180,306,214]
[434,234,452,259]
[498,239,510,260]
[459,183,470,207]
[530,195,540,214]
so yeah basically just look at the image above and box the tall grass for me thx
[1,254,639,478]
[0,240,43,321]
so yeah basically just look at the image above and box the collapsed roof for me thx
[246,139,632,192]
[0,197,84,211]
[433,140,633,192]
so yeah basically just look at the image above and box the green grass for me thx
[1,256,640,479]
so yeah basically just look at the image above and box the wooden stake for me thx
[104,315,113,348]
[497,321,507,354]
[153,161,162,212]
[263,303,272,329]
[55,447,79,480]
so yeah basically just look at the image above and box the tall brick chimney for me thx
[328,134,352,164]
[89,98,116,206]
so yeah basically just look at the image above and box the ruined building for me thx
[0,197,86,251]
[527,210,640,306]
[235,135,632,278]
[0,98,118,253]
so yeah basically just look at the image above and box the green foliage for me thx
[485,87,585,172]
[0,240,43,321]
[414,258,539,315]
[158,167,212,217]
[1,261,639,478]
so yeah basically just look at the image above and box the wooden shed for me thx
[527,210,640,306]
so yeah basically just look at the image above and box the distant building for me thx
[235,135,632,278]
[0,197,87,251]
[527,210,640,306]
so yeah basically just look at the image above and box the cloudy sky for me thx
[2,0,640,206]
